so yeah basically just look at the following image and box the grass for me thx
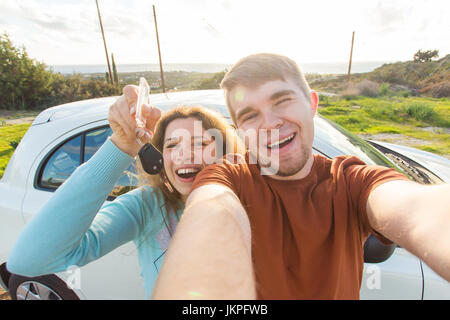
[318,96,450,157]
[0,123,31,178]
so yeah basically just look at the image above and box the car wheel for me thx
[8,274,79,300]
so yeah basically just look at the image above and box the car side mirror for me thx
[363,234,396,263]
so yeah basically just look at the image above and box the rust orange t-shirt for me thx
[192,153,409,299]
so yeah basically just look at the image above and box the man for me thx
[152,53,450,299]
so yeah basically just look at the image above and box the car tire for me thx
[8,274,79,300]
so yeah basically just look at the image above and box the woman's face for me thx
[162,117,217,198]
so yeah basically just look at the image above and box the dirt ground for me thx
[0,110,41,125]
[3,117,36,125]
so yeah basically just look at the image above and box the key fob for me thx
[138,143,163,175]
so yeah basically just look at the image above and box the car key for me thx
[135,77,163,175]
[138,142,163,175]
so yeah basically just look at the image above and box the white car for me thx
[1,89,449,300]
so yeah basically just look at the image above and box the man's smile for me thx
[267,132,296,150]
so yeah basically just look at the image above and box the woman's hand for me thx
[108,85,162,157]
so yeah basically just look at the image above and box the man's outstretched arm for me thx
[367,180,450,281]
[152,184,256,299]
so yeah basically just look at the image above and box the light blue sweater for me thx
[7,138,183,299]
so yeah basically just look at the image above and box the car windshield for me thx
[313,116,396,167]
[313,116,420,182]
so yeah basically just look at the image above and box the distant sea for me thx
[48,61,392,75]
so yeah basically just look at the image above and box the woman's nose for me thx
[174,143,195,165]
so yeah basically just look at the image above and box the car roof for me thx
[32,90,229,125]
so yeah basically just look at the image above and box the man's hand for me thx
[108,85,162,157]
[152,184,256,300]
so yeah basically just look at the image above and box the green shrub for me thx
[401,90,411,98]
[378,83,390,96]
[401,102,436,122]
[8,138,21,150]
[346,116,360,124]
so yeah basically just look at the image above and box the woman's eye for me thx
[165,143,177,149]
[193,140,210,147]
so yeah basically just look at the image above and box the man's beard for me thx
[249,143,311,177]
[274,145,311,177]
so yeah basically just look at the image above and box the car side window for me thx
[40,135,82,189]
[38,126,138,198]
[84,127,113,162]
[84,126,139,198]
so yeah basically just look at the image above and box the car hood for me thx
[367,140,450,183]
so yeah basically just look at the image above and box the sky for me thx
[0,0,449,66]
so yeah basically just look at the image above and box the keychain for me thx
[135,77,163,175]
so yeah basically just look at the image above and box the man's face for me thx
[228,79,318,179]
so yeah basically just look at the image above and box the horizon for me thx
[47,60,397,75]
[48,60,396,66]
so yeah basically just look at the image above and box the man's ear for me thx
[310,90,319,116]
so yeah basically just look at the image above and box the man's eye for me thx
[275,98,292,106]
[243,114,257,122]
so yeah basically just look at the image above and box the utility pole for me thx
[347,31,355,82]
[95,0,114,84]
[153,5,166,93]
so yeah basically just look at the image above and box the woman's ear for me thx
[310,90,319,116]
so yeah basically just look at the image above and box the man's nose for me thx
[260,111,283,130]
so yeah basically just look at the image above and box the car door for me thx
[21,124,138,221]
[360,247,423,299]
[20,123,146,299]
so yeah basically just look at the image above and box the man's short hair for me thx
[220,53,311,123]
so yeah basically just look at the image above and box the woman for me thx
[7,85,245,299]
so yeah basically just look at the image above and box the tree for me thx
[0,33,54,109]
[0,32,121,110]
[196,71,226,90]
[413,49,439,63]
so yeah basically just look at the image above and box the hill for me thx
[310,54,450,98]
